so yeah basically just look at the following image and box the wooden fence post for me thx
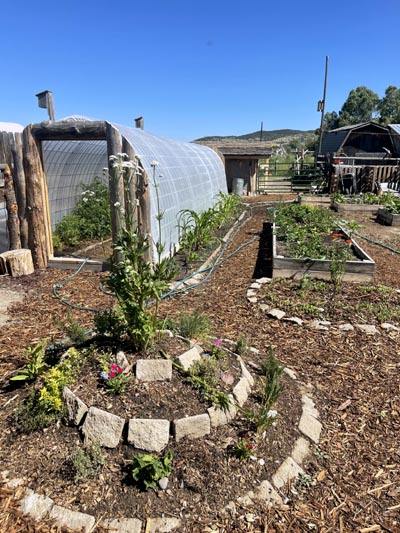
[137,163,153,262]
[22,125,48,269]
[4,164,21,250]
[11,135,28,248]
[121,137,138,232]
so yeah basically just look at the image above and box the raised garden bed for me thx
[377,208,400,226]
[298,194,331,208]
[332,200,381,215]
[271,223,375,281]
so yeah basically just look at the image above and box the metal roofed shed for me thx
[4,117,227,269]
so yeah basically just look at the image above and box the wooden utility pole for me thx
[318,56,329,155]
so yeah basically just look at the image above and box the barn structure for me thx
[0,117,227,270]
[320,122,400,193]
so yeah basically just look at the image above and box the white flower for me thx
[267,410,278,418]
[114,201,121,208]
[82,197,88,203]
[121,161,135,169]
[150,160,159,167]
[117,152,128,158]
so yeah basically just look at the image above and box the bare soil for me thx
[1,197,400,532]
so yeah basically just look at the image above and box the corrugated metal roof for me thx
[389,124,400,135]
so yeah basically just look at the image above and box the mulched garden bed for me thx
[1,197,399,532]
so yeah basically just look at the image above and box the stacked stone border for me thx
[1,348,323,532]
[63,338,255,451]
[247,278,400,334]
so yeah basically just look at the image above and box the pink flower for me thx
[110,364,119,371]
[214,339,222,346]
[108,372,116,379]
[117,366,123,373]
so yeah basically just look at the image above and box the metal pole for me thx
[260,121,263,142]
[318,56,329,155]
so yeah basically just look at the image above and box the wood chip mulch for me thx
[1,198,400,532]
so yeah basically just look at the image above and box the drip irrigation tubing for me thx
[352,230,400,255]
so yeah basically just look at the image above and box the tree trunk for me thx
[11,135,28,248]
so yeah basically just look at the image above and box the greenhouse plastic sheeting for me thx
[42,120,227,260]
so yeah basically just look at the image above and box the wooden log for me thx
[31,120,107,141]
[106,122,124,260]
[121,137,138,231]
[4,164,21,249]
[22,125,48,269]
[0,249,34,276]
[11,135,28,248]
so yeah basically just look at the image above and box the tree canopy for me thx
[323,85,400,130]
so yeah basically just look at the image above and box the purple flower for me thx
[214,339,222,346]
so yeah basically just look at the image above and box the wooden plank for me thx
[48,257,109,271]
[377,208,400,226]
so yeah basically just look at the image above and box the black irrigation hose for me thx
[352,230,400,255]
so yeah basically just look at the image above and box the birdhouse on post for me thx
[36,90,55,121]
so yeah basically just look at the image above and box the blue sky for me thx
[2,0,400,141]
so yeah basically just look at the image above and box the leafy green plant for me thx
[129,450,173,490]
[174,310,209,340]
[15,390,61,432]
[53,177,111,248]
[242,347,283,433]
[231,435,254,461]
[10,339,48,382]
[330,241,350,294]
[70,443,105,483]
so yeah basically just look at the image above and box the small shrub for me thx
[129,450,173,490]
[231,435,254,461]
[70,443,105,483]
[234,335,250,357]
[15,391,62,433]
[54,312,88,345]
[99,364,130,394]
[175,310,209,340]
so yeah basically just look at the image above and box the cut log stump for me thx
[0,249,34,277]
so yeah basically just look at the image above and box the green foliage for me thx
[338,86,379,126]
[14,347,84,433]
[172,310,209,340]
[272,203,342,259]
[378,85,400,124]
[15,391,61,432]
[129,450,173,490]
[242,347,283,434]
[54,311,88,345]
[53,178,111,248]
[330,241,350,294]
[101,364,130,394]
[234,335,250,357]
[232,436,254,461]
[10,339,48,382]
[70,443,105,483]
[102,227,177,351]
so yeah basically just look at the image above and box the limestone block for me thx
[177,346,202,371]
[237,356,254,386]
[63,387,88,426]
[82,407,125,448]
[301,395,319,418]
[272,457,304,489]
[136,359,172,381]
[145,517,181,532]
[253,480,283,505]
[356,324,379,335]
[339,323,354,332]
[207,395,237,428]
[100,517,143,533]
[173,413,210,441]
[268,308,286,320]
[128,419,170,452]
[298,412,322,444]
[19,489,54,521]
[291,437,311,464]
[49,505,95,532]
[233,377,250,407]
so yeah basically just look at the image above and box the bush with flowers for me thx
[99,363,130,394]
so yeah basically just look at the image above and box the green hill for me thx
[195,129,314,143]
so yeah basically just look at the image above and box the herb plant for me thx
[10,339,48,382]
[129,450,173,490]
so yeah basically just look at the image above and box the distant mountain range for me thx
[195,129,315,143]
